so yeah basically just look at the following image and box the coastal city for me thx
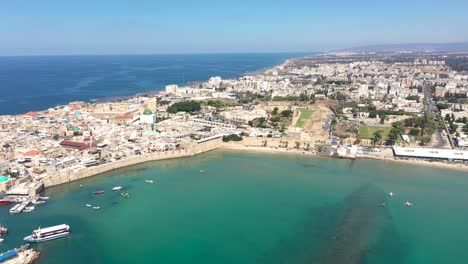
[1,52,468,198]
[1,51,468,263]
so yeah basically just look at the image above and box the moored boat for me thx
[0,200,12,205]
[9,204,21,214]
[24,224,71,243]
[85,204,92,207]
[112,186,122,191]
[0,225,8,236]
[93,190,105,195]
[92,206,100,210]
[145,180,154,184]
[23,206,35,213]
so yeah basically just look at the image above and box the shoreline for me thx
[220,144,468,172]
[46,143,468,190]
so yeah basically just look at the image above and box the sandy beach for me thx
[221,144,468,172]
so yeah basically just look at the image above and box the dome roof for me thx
[143,109,153,115]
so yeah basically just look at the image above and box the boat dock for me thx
[9,197,44,215]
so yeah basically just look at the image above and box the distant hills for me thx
[342,42,468,53]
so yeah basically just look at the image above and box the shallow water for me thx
[0,150,467,264]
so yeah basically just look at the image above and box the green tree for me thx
[222,134,243,142]
[409,128,420,136]
[420,136,431,145]
[372,130,383,145]
[463,123,468,133]
[168,101,201,113]
[368,111,377,118]
[295,141,301,149]
[281,110,293,118]
[272,107,278,115]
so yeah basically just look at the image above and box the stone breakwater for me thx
[43,138,222,188]
[3,249,39,264]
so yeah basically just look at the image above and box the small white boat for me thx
[32,200,45,205]
[0,238,4,243]
[85,204,92,208]
[200,170,207,173]
[145,180,154,184]
[404,201,413,207]
[39,196,49,200]
[80,184,83,188]
[23,206,35,212]
[389,192,394,197]
[92,206,100,210]
[112,186,122,191]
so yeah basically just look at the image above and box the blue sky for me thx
[1,0,467,55]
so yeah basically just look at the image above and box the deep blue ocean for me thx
[0,53,308,115]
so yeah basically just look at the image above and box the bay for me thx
[0,150,467,263]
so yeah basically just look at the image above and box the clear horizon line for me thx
[0,50,323,58]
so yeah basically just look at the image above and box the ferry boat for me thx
[24,224,71,243]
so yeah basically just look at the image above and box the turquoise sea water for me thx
[0,150,467,263]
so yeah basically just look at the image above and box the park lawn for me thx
[359,125,393,140]
[295,108,314,128]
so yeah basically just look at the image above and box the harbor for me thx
[0,151,467,264]
[7,196,48,215]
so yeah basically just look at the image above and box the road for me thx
[424,86,452,148]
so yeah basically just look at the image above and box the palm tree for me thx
[295,141,301,149]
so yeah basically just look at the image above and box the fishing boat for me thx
[92,206,100,210]
[112,186,122,191]
[93,190,105,195]
[24,224,71,243]
[145,180,154,184]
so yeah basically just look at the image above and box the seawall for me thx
[42,138,222,187]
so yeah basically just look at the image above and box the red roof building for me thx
[59,140,94,151]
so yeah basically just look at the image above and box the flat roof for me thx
[393,146,468,161]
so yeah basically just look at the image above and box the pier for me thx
[8,196,44,215]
